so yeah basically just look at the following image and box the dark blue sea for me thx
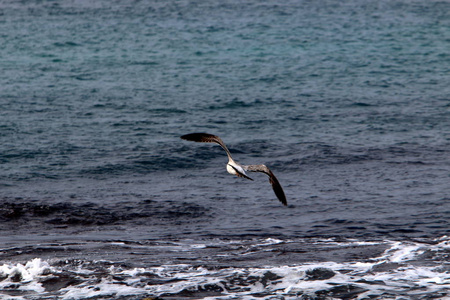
[1,0,449,299]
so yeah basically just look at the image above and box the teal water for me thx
[0,1,449,299]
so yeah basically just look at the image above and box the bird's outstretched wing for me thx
[244,164,287,206]
[180,133,233,160]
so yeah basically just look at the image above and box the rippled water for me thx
[1,0,449,299]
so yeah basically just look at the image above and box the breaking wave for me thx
[1,237,449,299]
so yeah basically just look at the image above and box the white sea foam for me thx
[60,278,147,300]
[380,241,424,263]
[0,258,49,299]
[0,237,449,299]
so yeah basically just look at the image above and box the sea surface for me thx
[1,0,449,299]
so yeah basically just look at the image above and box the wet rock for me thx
[40,273,82,292]
[356,278,386,285]
[299,295,329,300]
[261,271,283,286]
[305,267,335,280]
[317,284,367,299]
[370,262,401,273]
[228,271,282,288]
[143,277,184,286]
[160,283,224,298]
[9,271,22,282]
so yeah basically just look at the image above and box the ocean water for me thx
[0,0,449,299]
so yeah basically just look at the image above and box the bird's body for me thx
[180,133,287,206]
[226,161,244,177]
[227,160,253,180]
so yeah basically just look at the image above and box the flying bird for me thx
[180,133,287,206]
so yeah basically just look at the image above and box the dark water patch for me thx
[235,140,281,157]
[206,98,263,110]
[129,60,159,66]
[0,198,212,228]
[79,162,138,177]
[53,41,80,48]
[79,155,197,177]
[375,223,427,236]
[0,244,72,261]
[349,102,376,107]
[279,143,449,171]
[134,156,195,169]
[0,149,51,161]
[71,73,96,81]
[284,143,383,167]
[0,200,117,226]
[148,108,187,115]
